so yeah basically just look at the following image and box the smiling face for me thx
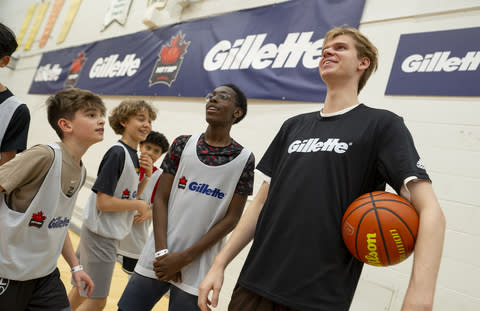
[205,86,243,126]
[121,109,152,145]
[319,34,370,87]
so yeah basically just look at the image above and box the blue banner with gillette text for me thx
[29,0,365,102]
[385,27,480,97]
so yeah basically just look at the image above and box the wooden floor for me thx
[58,230,169,311]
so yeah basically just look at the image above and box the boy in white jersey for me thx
[117,84,255,311]
[0,22,30,166]
[68,100,156,310]
[199,27,446,311]
[118,131,170,275]
[0,88,105,310]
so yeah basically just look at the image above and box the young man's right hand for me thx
[198,263,226,311]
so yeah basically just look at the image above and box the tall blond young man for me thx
[198,26,445,311]
[0,88,104,310]
[69,100,156,311]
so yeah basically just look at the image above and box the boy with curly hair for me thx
[0,88,104,310]
[69,100,156,310]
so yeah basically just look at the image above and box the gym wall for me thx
[0,0,478,310]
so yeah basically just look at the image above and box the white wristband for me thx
[155,249,169,258]
[71,265,83,273]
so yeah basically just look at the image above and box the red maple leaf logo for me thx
[179,176,187,186]
[123,189,130,196]
[159,33,189,65]
[71,52,86,74]
[32,211,46,222]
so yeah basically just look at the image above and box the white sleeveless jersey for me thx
[136,134,250,295]
[117,168,162,258]
[0,143,85,280]
[0,96,22,161]
[83,142,138,240]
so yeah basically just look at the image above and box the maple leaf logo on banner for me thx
[149,31,191,87]
[64,51,87,88]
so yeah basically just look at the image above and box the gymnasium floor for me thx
[58,230,169,311]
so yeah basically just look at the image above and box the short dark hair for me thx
[0,23,18,58]
[140,131,169,154]
[221,83,247,124]
[47,88,106,139]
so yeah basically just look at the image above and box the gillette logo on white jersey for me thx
[288,138,351,154]
[187,181,225,199]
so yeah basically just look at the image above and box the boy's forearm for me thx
[213,181,269,269]
[403,181,446,309]
[152,173,174,251]
[152,198,168,251]
[96,192,141,212]
[62,232,80,268]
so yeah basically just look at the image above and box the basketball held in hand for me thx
[341,191,419,266]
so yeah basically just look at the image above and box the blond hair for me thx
[323,26,378,93]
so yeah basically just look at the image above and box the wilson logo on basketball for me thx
[288,138,351,154]
[390,229,407,261]
[365,233,382,266]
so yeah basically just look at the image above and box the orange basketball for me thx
[341,191,419,266]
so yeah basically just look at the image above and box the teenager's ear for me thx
[358,56,370,71]
[0,55,10,68]
[58,118,73,135]
[233,107,243,121]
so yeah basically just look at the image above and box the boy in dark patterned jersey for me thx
[118,84,254,311]
[199,27,446,311]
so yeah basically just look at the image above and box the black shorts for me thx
[121,256,138,275]
[228,284,299,311]
[0,268,70,311]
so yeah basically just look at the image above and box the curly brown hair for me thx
[108,99,157,135]
[47,88,106,139]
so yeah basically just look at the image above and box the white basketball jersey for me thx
[117,168,162,258]
[135,134,250,295]
[83,142,138,240]
[0,143,85,280]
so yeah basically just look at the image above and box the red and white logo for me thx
[64,52,87,88]
[149,31,191,87]
[178,176,187,189]
[29,211,47,228]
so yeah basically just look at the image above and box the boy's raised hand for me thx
[139,153,153,178]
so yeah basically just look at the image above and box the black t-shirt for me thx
[0,89,30,153]
[238,104,430,311]
[92,141,140,196]
[161,133,255,195]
